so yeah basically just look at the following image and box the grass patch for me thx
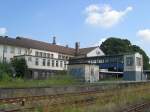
[0,75,78,88]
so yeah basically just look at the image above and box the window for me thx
[66,56,68,60]
[39,52,42,57]
[18,48,21,54]
[64,61,67,69]
[10,47,15,53]
[47,59,50,66]
[60,61,63,67]
[28,56,32,62]
[47,53,50,58]
[35,51,38,56]
[52,60,54,67]
[35,58,39,65]
[126,57,134,66]
[58,54,61,59]
[56,60,58,67]
[43,59,46,66]
[43,53,46,57]
[51,54,53,58]
[62,56,65,59]
[3,46,7,53]
[136,57,141,66]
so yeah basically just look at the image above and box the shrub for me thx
[11,58,28,78]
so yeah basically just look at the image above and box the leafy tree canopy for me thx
[100,37,150,69]
[11,58,28,78]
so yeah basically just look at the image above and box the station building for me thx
[0,36,104,79]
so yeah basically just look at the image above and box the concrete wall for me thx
[87,47,105,57]
[0,81,149,99]
[0,85,112,98]
[68,64,99,82]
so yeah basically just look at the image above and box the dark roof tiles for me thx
[0,36,98,56]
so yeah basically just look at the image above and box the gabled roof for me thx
[78,47,97,56]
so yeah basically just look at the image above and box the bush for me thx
[11,58,28,78]
[0,73,13,81]
[0,63,12,74]
[0,62,13,81]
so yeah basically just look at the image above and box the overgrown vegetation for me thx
[0,59,78,87]
[35,84,150,112]
[0,74,78,88]
[100,37,150,69]
[0,63,13,81]
[11,58,28,78]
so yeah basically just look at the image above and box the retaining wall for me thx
[0,81,149,99]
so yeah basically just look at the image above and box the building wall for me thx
[87,47,104,57]
[0,44,72,71]
[123,53,145,81]
[85,64,99,82]
[0,45,27,62]
[68,64,99,82]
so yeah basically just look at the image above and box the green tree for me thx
[0,63,13,80]
[11,58,28,78]
[100,37,150,69]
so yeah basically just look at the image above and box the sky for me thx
[0,0,150,57]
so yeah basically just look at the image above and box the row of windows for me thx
[3,46,26,54]
[58,54,70,60]
[34,58,67,68]
[35,51,54,58]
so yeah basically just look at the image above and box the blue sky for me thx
[0,0,150,56]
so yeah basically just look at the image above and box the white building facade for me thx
[0,36,104,79]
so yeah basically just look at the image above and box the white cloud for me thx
[137,29,150,42]
[85,4,133,28]
[0,27,7,36]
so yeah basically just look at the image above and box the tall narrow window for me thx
[39,52,42,57]
[47,59,50,66]
[47,53,50,58]
[35,58,39,65]
[43,59,46,66]
[56,60,58,67]
[43,53,46,57]
[60,61,63,67]
[35,51,38,56]
[51,54,54,58]
[52,60,54,67]
[28,56,32,62]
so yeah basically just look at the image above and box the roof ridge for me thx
[18,37,75,49]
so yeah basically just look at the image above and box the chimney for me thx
[65,44,69,48]
[75,42,80,56]
[52,36,56,45]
